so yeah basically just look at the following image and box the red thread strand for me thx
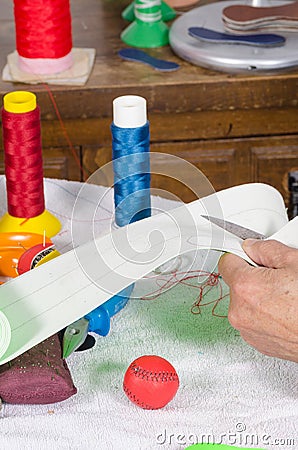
[14,0,72,59]
[42,83,90,180]
[2,107,45,218]
[140,269,229,318]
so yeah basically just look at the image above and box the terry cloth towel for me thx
[0,177,297,450]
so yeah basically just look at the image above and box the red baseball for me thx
[123,355,179,410]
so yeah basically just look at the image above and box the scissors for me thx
[201,215,266,240]
[62,284,134,358]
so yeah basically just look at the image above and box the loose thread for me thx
[190,273,229,318]
[42,83,91,180]
[140,269,229,318]
[19,218,29,226]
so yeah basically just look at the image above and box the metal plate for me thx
[169,0,298,73]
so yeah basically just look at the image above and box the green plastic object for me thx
[121,0,169,48]
[185,445,265,450]
[122,0,176,22]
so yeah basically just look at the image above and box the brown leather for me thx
[223,2,298,24]
[223,19,298,33]
[223,19,298,34]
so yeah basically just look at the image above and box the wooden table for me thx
[1,0,298,204]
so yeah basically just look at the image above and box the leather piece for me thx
[222,2,298,24]
[0,334,77,404]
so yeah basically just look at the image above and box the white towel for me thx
[0,177,297,450]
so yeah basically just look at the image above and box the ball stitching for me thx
[123,384,152,409]
[130,362,178,382]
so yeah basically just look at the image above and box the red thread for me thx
[14,0,72,59]
[42,83,90,180]
[190,272,229,318]
[140,269,229,318]
[1,107,45,218]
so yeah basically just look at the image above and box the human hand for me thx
[218,239,298,362]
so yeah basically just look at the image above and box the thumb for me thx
[242,239,292,268]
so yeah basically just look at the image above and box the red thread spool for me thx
[0,91,61,237]
[14,0,73,74]
[2,104,44,219]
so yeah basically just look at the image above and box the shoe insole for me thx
[118,48,180,72]
[188,26,286,46]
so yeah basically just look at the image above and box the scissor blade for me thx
[201,215,266,240]
[62,317,89,358]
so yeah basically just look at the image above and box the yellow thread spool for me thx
[0,91,61,238]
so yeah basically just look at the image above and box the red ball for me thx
[123,355,179,410]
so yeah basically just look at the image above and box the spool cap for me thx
[3,91,36,113]
[113,95,147,128]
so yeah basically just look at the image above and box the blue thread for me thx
[111,121,151,227]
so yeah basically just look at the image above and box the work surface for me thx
[1,0,298,121]
[0,177,297,450]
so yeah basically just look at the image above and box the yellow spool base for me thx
[0,210,61,238]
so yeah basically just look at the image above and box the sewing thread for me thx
[14,0,73,74]
[1,95,45,218]
[111,122,151,227]
[140,269,228,318]
[135,0,162,22]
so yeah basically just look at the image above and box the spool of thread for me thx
[0,91,61,237]
[108,95,151,305]
[121,0,169,48]
[13,0,73,75]
[111,95,151,227]
[122,0,176,23]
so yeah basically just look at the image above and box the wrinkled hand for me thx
[218,239,298,362]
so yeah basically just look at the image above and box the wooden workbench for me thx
[1,0,298,204]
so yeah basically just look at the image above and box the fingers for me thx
[219,240,296,278]
[242,239,295,268]
[218,252,251,285]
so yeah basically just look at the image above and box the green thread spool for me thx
[122,0,176,22]
[121,0,169,48]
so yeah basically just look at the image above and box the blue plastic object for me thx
[188,27,286,47]
[62,285,134,357]
[85,285,134,336]
[119,48,180,72]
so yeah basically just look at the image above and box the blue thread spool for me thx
[111,95,151,227]
[74,97,151,339]
[110,95,151,303]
